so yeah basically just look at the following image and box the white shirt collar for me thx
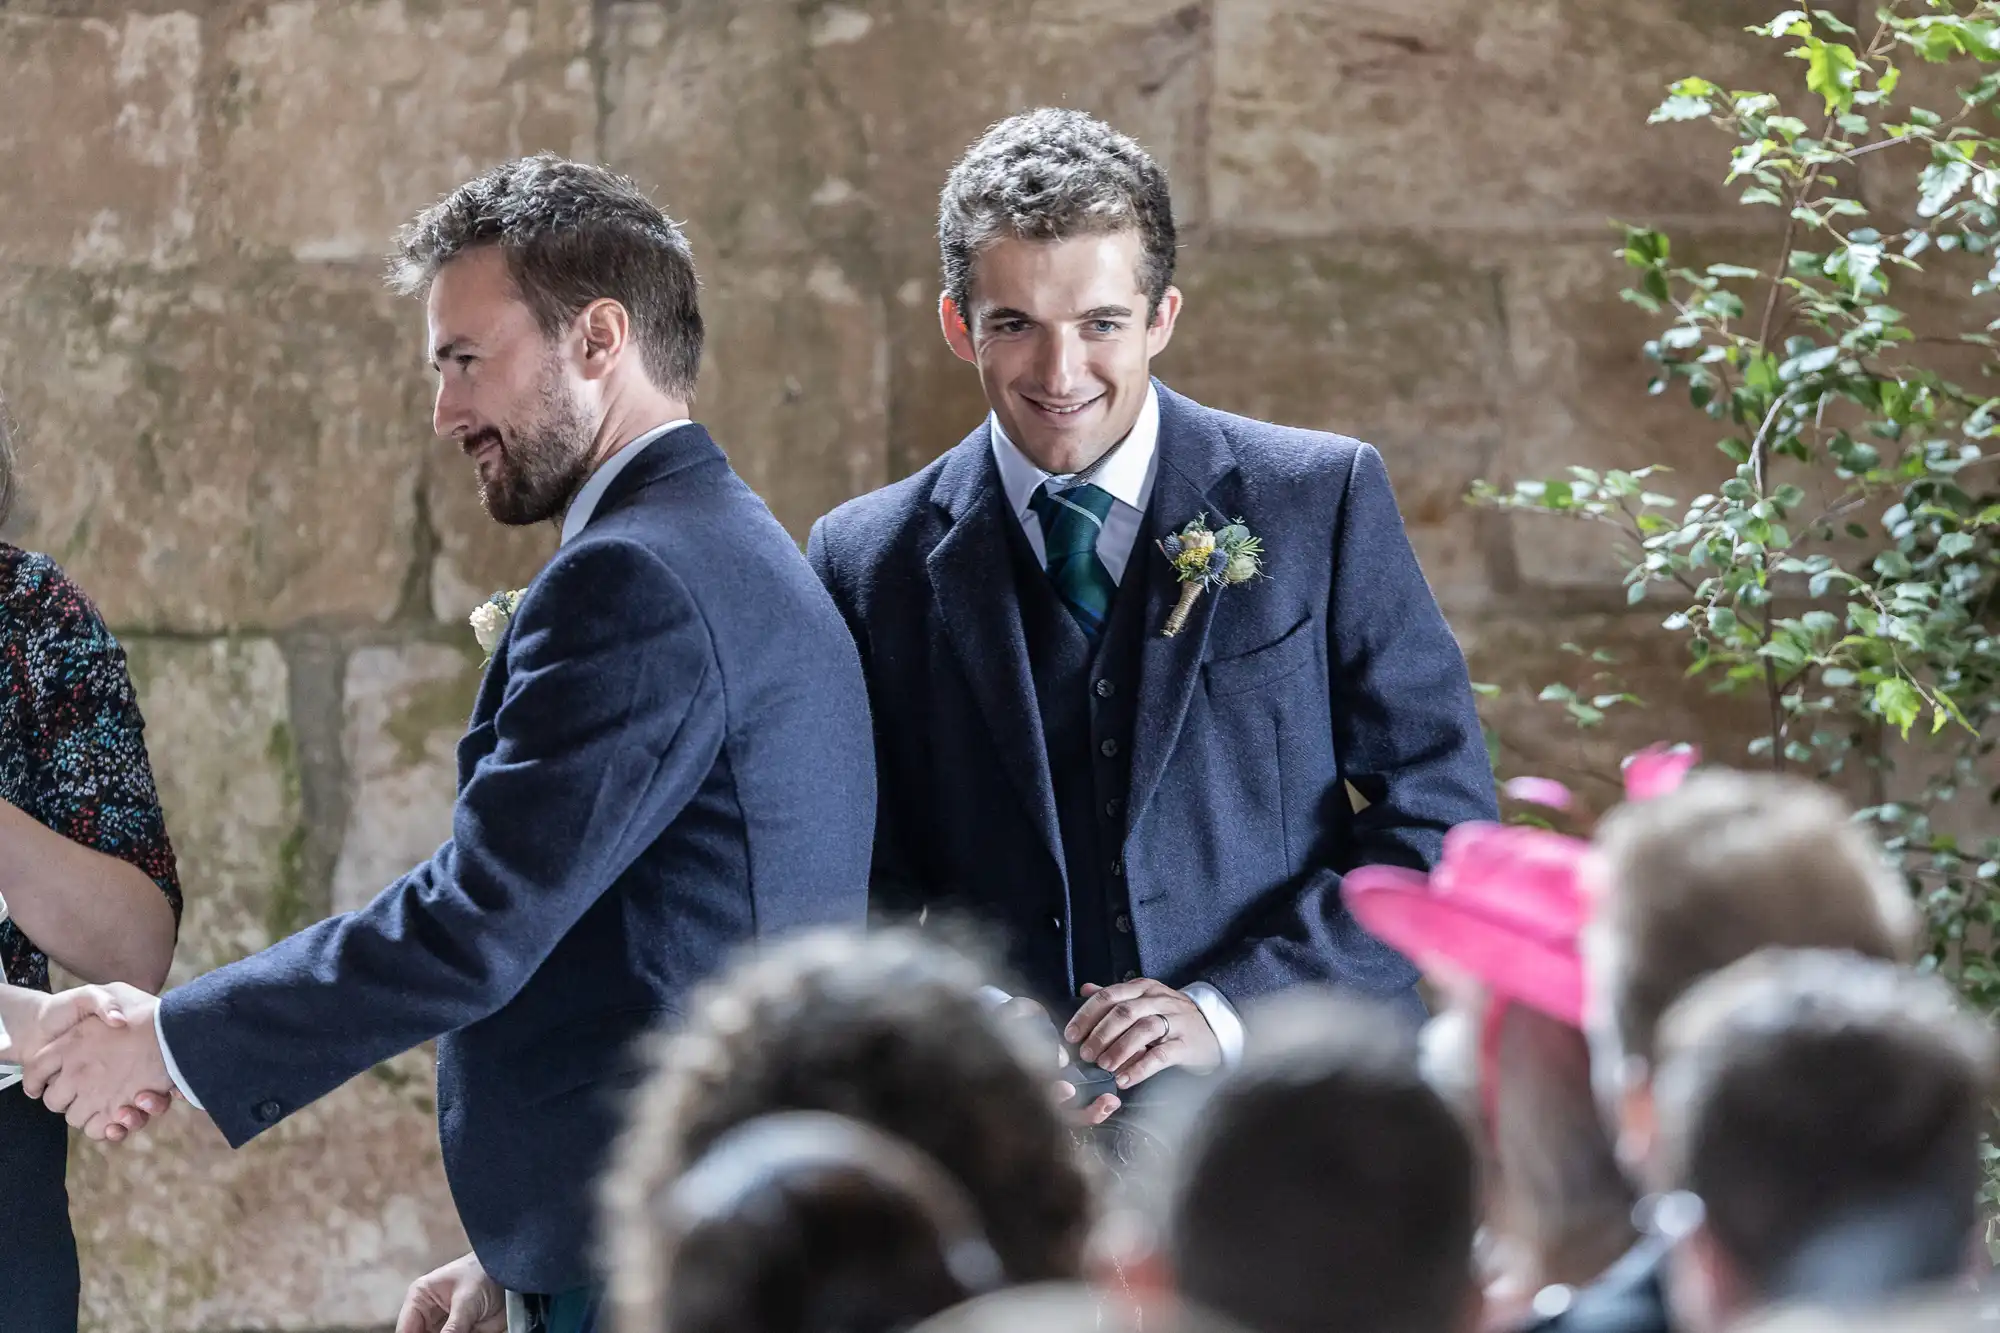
[559,419,693,545]
[989,382,1159,520]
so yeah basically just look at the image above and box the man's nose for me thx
[434,381,469,441]
[1037,329,1083,397]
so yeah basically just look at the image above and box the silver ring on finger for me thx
[1160,1012,1172,1043]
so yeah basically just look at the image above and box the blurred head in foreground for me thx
[1167,991,1481,1333]
[602,928,1091,1331]
[1585,770,1916,1175]
[637,1111,1002,1333]
[1649,949,1995,1333]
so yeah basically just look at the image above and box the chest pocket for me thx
[1202,617,1318,697]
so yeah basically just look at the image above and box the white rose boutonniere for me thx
[470,589,526,659]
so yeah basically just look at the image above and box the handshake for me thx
[0,983,179,1140]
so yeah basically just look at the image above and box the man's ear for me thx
[939,295,978,365]
[577,298,630,379]
[1144,285,1183,359]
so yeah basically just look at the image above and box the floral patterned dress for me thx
[0,543,182,1331]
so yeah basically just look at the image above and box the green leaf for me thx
[1939,531,1977,558]
[1622,227,1669,267]
[1773,483,1807,510]
[1741,186,1786,207]
[1802,609,1840,635]
[1822,667,1858,687]
[1812,9,1856,34]
[1652,95,1714,123]
[1875,677,1923,736]
[1627,580,1648,605]
[1754,9,1809,39]
[1920,157,1975,219]
[1707,263,1764,279]
[1910,23,1963,63]
[1805,37,1861,114]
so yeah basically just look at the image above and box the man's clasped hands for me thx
[0,982,178,1140]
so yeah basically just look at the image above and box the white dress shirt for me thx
[985,386,1245,1067]
[990,385,1159,580]
[155,421,696,1110]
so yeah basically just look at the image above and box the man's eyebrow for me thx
[1080,304,1135,319]
[981,306,1034,323]
[430,338,467,366]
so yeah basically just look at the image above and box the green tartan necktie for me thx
[1028,480,1119,639]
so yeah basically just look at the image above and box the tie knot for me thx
[1029,480,1115,527]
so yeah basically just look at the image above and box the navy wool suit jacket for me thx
[159,425,876,1293]
[808,383,1495,1016]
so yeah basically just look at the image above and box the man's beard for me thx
[473,369,596,527]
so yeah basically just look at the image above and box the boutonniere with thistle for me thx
[1158,515,1264,637]
[469,589,527,660]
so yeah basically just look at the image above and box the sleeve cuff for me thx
[976,985,1013,1009]
[1185,981,1246,1066]
[155,1007,205,1110]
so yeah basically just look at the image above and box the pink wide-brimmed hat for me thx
[1345,743,1702,1028]
[1347,821,1591,1026]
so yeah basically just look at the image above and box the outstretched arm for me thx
[34,538,724,1144]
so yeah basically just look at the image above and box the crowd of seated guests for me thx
[592,762,2000,1333]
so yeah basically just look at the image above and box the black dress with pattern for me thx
[0,545,182,1331]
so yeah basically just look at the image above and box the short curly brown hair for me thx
[601,929,1093,1333]
[939,108,1176,320]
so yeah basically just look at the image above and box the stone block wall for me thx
[0,1,1849,1327]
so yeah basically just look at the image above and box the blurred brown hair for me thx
[1591,770,1915,1068]
[1653,948,1995,1302]
[601,929,1092,1333]
[643,1112,1002,1333]
[1425,998,1635,1295]
[1170,991,1479,1333]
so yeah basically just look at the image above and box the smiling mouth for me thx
[1024,394,1102,418]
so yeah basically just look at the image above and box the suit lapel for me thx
[925,428,1067,883]
[1128,385,1243,828]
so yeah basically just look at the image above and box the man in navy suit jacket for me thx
[809,110,1494,1119]
[22,157,875,1328]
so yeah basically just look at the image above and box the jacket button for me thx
[1050,916,1063,932]
[1094,679,1115,698]
[1122,969,1140,982]
[1115,913,1132,934]
[1104,797,1123,819]
[253,1100,282,1124]
[1099,738,1119,758]
[1110,857,1124,878]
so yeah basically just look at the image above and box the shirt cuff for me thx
[154,1007,204,1110]
[1185,981,1246,1066]
[976,985,1013,1008]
